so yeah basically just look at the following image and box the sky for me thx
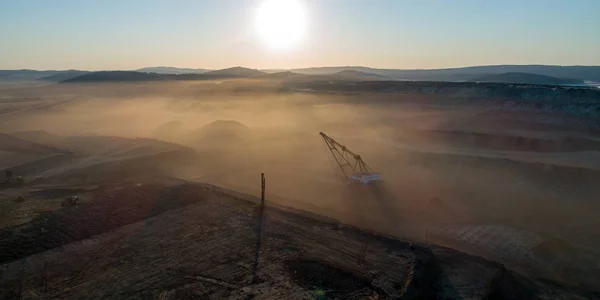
[1,0,599,70]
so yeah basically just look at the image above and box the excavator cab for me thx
[350,172,383,185]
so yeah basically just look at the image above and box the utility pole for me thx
[252,173,266,283]
[261,173,265,208]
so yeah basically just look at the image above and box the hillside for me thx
[10,131,62,146]
[5,65,600,83]
[204,66,266,77]
[0,133,65,154]
[472,72,585,85]
[284,80,600,119]
[39,70,90,82]
[290,65,600,82]
[257,71,304,80]
[448,65,600,82]
[5,135,197,183]
[334,70,387,80]
[292,66,379,75]
[0,133,67,169]
[61,71,166,83]
[0,70,63,82]
[61,67,267,83]
[136,67,210,74]
[256,70,386,82]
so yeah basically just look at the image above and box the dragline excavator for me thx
[320,132,382,186]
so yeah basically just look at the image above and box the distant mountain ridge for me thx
[60,67,267,83]
[39,70,91,82]
[290,66,378,75]
[257,71,304,80]
[0,70,65,82]
[333,70,387,79]
[289,65,600,82]
[61,71,166,83]
[136,67,210,74]
[2,64,600,84]
[283,80,600,120]
[204,66,265,77]
[255,70,386,81]
[472,72,585,85]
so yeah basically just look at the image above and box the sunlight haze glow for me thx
[0,0,599,70]
[255,0,307,50]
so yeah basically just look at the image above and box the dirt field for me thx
[0,81,599,298]
[0,182,596,299]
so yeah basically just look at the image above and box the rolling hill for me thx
[6,134,198,184]
[4,65,600,83]
[136,67,210,74]
[39,70,90,82]
[61,67,267,83]
[0,70,64,82]
[204,66,266,77]
[333,70,388,80]
[61,71,166,83]
[291,66,379,75]
[0,133,66,155]
[256,70,386,82]
[10,131,62,146]
[257,71,304,79]
[289,65,600,82]
[0,133,68,169]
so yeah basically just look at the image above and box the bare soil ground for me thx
[0,181,596,299]
[1,81,599,298]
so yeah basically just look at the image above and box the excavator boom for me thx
[320,132,382,185]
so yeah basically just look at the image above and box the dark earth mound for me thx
[188,120,251,149]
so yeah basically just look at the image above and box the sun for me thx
[255,0,307,50]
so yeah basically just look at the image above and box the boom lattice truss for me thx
[319,132,382,185]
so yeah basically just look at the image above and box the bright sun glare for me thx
[256,0,306,50]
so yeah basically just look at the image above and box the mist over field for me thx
[1,80,600,296]
[2,80,599,230]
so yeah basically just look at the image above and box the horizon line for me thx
[3,63,600,72]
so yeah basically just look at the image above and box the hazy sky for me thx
[1,0,599,70]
